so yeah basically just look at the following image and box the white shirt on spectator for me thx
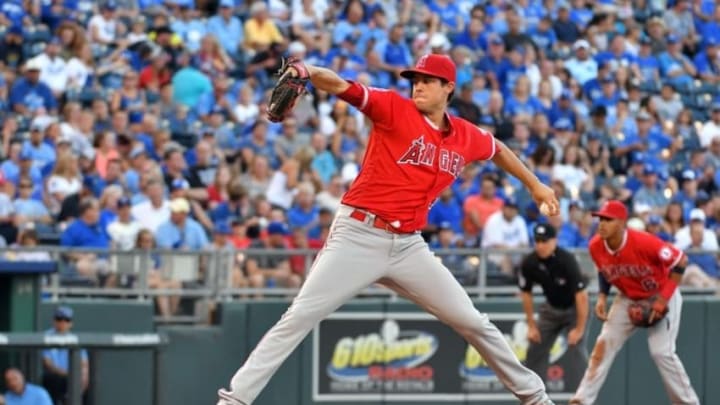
[674,226,719,251]
[265,171,296,210]
[31,54,68,93]
[47,175,81,197]
[0,193,14,218]
[87,14,116,44]
[233,103,259,125]
[552,164,588,192]
[131,200,170,233]
[481,211,529,248]
[700,120,720,148]
[65,58,93,90]
[107,220,143,250]
[564,58,598,85]
[316,191,341,213]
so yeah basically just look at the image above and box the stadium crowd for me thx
[1,0,720,299]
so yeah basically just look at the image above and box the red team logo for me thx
[397,136,465,177]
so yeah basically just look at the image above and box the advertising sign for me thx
[313,312,579,402]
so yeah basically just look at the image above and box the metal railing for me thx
[1,246,717,323]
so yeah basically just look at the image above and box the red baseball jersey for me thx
[588,229,683,300]
[337,82,497,232]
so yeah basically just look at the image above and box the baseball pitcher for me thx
[217,54,559,405]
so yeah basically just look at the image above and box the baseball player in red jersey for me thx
[217,54,560,405]
[570,200,699,405]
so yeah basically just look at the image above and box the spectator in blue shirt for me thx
[239,121,279,170]
[42,306,89,405]
[332,0,367,45]
[476,35,507,89]
[498,46,527,97]
[373,24,413,76]
[591,76,621,118]
[504,75,543,118]
[658,35,697,88]
[23,121,57,172]
[287,182,319,230]
[155,198,209,250]
[9,59,57,115]
[427,0,464,32]
[552,4,581,45]
[4,368,53,405]
[428,188,463,233]
[171,5,208,53]
[636,36,660,83]
[60,198,113,286]
[452,16,486,54]
[206,0,243,56]
[549,89,578,129]
[529,16,558,53]
[693,38,720,84]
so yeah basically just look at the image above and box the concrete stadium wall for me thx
[20,297,720,405]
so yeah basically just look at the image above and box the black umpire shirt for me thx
[518,247,586,309]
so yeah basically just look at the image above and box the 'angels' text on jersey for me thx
[397,136,465,178]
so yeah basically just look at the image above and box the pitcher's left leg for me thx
[647,291,700,405]
[385,236,551,405]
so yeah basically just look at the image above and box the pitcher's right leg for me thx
[219,216,394,404]
[570,295,636,405]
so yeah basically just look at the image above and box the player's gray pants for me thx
[526,303,588,389]
[571,291,699,405]
[222,205,549,405]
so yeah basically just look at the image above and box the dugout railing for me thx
[1,246,716,324]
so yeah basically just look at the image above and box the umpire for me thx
[519,223,589,388]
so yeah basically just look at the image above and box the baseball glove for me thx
[627,295,668,327]
[266,57,310,123]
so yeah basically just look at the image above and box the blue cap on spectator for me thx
[214,222,232,235]
[170,178,189,191]
[502,196,518,208]
[570,200,585,210]
[647,214,662,225]
[8,25,23,36]
[489,36,504,45]
[640,35,652,45]
[643,164,656,176]
[553,118,573,131]
[633,153,646,164]
[49,36,62,46]
[219,0,234,7]
[267,221,289,235]
[707,37,719,47]
[711,101,720,111]
[129,111,144,124]
[560,88,573,99]
[117,196,131,207]
[667,34,680,44]
[601,75,615,84]
[54,306,73,320]
[478,115,495,126]
[597,60,609,70]
[103,0,117,10]
[512,45,526,55]
[19,149,32,160]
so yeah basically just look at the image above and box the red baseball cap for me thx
[400,54,456,84]
[592,200,628,221]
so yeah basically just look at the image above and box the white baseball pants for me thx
[220,205,550,405]
[571,291,699,405]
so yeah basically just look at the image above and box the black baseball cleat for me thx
[216,389,247,405]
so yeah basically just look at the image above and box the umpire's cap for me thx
[592,200,628,221]
[534,224,557,241]
[400,54,456,84]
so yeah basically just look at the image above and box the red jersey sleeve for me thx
[337,81,399,130]
[640,232,684,270]
[471,125,498,161]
